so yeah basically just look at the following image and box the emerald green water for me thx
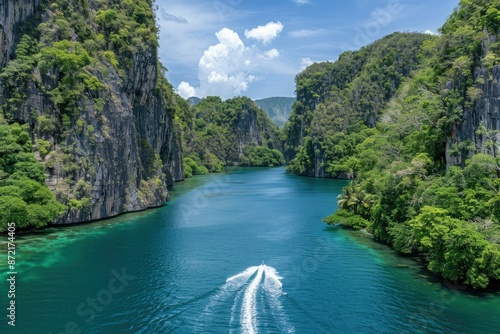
[1,167,499,333]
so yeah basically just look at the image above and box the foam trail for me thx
[227,266,259,285]
[229,289,245,334]
[264,266,295,333]
[241,265,264,334]
[202,266,259,328]
[263,266,282,291]
[201,264,293,333]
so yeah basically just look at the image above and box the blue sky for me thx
[155,0,458,100]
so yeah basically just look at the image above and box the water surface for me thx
[1,167,499,333]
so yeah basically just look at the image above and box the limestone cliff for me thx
[0,0,185,224]
[0,0,42,68]
[284,33,430,178]
[181,96,283,169]
[235,101,280,154]
[447,64,500,167]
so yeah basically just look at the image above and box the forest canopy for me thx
[283,2,500,288]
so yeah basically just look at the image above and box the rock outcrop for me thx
[0,1,185,224]
[185,96,283,166]
[0,0,42,68]
[447,64,500,167]
[235,103,281,153]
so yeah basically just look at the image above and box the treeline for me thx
[284,1,500,288]
[178,96,284,177]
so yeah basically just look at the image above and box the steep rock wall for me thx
[0,0,42,68]
[235,103,283,155]
[447,65,500,167]
[0,1,184,224]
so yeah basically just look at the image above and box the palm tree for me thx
[337,182,375,217]
[337,182,356,210]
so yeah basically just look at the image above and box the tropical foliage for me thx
[284,32,432,176]
[0,118,65,231]
[239,145,285,167]
[179,96,283,176]
[294,1,500,288]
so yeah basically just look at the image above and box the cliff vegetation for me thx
[283,0,500,288]
[0,0,186,230]
[179,96,284,175]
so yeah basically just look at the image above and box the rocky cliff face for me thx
[182,96,282,168]
[284,33,429,178]
[0,0,184,224]
[235,104,281,153]
[447,64,500,167]
[0,0,42,68]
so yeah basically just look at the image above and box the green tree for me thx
[0,121,66,231]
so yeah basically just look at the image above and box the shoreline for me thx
[331,224,500,292]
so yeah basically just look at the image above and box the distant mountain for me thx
[188,97,201,106]
[254,97,295,128]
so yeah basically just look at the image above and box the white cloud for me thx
[300,57,315,71]
[244,21,284,44]
[261,49,280,59]
[196,28,252,97]
[179,26,288,99]
[156,1,230,71]
[293,0,310,5]
[424,29,437,35]
[215,28,244,49]
[176,81,196,98]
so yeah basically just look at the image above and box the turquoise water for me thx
[1,167,499,333]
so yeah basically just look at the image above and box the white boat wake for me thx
[201,263,294,333]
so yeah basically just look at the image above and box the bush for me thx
[239,145,285,167]
[37,115,56,134]
[37,139,51,159]
[183,158,209,178]
[323,209,370,230]
[0,123,66,231]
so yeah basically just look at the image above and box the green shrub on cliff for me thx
[183,158,209,178]
[0,121,65,231]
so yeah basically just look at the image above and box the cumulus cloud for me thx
[244,21,284,44]
[196,28,252,97]
[177,81,196,98]
[424,29,437,35]
[177,28,280,98]
[178,27,283,99]
[261,49,280,59]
